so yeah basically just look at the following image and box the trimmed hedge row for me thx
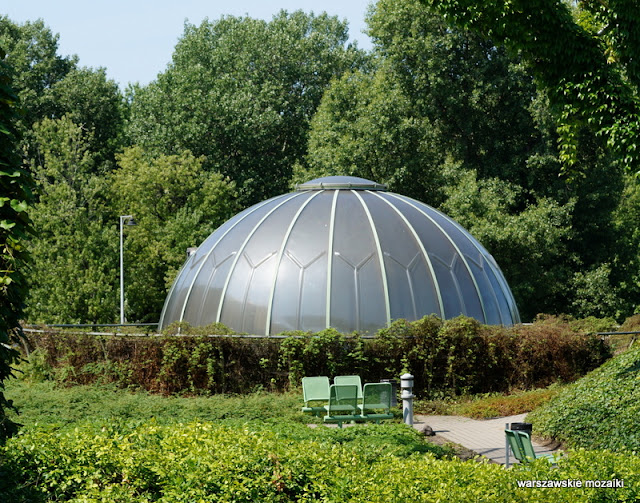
[3,420,640,502]
[21,315,611,397]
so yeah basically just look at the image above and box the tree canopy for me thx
[1,4,639,328]
[419,0,640,176]
[128,10,366,206]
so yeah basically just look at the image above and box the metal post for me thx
[120,216,124,325]
[505,422,510,468]
[119,215,134,325]
[401,373,415,426]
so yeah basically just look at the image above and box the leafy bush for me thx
[619,314,640,332]
[21,315,611,398]
[2,420,640,502]
[528,345,640,451]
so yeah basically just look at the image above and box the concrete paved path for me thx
[413,413,559,464]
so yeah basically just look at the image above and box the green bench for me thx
[505,429,556,464]
[323,382,394,427]
[301,376,330,416]
[301,376,395,427]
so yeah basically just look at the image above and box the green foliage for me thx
[0,46,34,440]
[301,0,633,320]
[128,11,365,207]
[419,0,640,176]
[21,315,610,398]
[25,115,118,323]
[110,146,238,321]
[529,345,640,452]
[300,0,542,205]
[570,264,626,320]
[4,379,307,428]
[619,314,640,333]
[0,17,77,131]
[0,17,125,164]
[2,416,640,502]
[1,17,126,325]
[441,170,574,320]
[416,385,564,419]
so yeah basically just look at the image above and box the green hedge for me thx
[2,421,640,502]
[21,315,611,397]
[528,344,640,451]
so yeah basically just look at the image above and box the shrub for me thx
[619,314,640,332]
[528,345,640,451]
[20,315,611,397]
[2,420,640,502]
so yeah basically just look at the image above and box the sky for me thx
[2,0,374,89]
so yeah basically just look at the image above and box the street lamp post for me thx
[119,215,136,324]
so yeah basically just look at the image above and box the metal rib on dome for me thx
[159,177,521,334]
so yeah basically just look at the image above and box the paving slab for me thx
[413,413,560,465]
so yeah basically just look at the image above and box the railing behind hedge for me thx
[17,316,614,398]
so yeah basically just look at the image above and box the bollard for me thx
[400,373,415,426]
[505,422,510,468]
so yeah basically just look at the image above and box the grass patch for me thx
[414,386,564,419]
[4,379,309,429]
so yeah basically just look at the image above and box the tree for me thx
[25,115,118,324]
[419,0,640,176]
[0,17,77,130]
[440,170,575,320]
[300,0,544,202]
[296,63,447,204]
[0,17,125,167]
[127,11,365,206]
[302,0,630,319]
[110,147,238,322]
[0,47,33,439]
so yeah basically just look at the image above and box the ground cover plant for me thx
[2,412,640,501]
[415,385,565,419]
[3,377,640,502]
[528,344,640,452]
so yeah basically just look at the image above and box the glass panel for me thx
[270,192,332,334]
[219,193,309,334]
[161,194,290,328]
[385,194,464,319]
[358,253,388,333]
[160,254,198,326]
[431,255,464,318]
[330,257,357,333]
[363,192,419,321]
[407,255,442,318]
[485,257,520,324]
[197,254,236,327]
[219,253,255,332]
[299,255,329,332]
[330,191,385,333]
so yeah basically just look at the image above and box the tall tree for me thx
[0,47,33,439]
[0,17,125,167]
[128,11,366,206]
[110,147,237,322]
[300,0,543,201]
[25,116,118,324]
[0,17,76,130]
[302,0,628,319]
[419,0,640,176]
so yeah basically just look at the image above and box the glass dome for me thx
[159,176,520,334]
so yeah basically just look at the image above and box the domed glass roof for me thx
[159,176,520,334]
